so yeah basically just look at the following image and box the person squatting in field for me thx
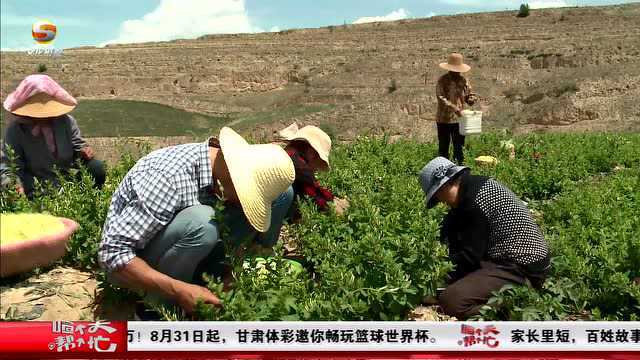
[98,127,295,314]
[0,74,105,198]
[277,123,349,223]
[419,157,551,319]
[433,53,478,165]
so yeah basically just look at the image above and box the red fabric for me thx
[287,148,334,211]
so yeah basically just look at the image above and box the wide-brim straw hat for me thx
[439,53,471,73]
[419,157,469,208]
[219,127,295,233]
[278,123,331,169]
[10,93,76,118]
[3,74,77,118]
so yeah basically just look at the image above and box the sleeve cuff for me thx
[99,250,136,273]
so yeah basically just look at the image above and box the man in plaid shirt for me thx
[99,128,294,314]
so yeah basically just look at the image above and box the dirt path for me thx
[0,267,134,321]
[1,267,96,320]
[408,306,457,322]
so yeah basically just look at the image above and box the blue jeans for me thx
[136,186,294,285]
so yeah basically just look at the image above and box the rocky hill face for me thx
[2,4,639,140]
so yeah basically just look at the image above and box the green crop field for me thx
[0,100,334,138]
[0,100,226,137]
[1,132,638,321]
[71,100,229,137]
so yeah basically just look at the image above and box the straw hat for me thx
[419,157,469,208]
[219,127,295,233]
[3,75,77,118]
[278,123,331,169]
[439,53,471,73]
[10,93,76,118]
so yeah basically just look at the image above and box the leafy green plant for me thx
[541,168,640,320]
[476,167,640,321]
[517,4,531,18]
[0,142,150,270]
[147,133,640,321]
[3,132,639,321]
[194,255,314,320]
[475,278,591,321]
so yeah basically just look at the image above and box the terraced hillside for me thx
[1,4,639,141]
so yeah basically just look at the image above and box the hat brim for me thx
[278,123,299,140]
[286,136,330,170]
[220,127,295,233]
[10,93,76,118]
[424,166,468,208]
[219,127,270,232]
[439,63,471,73]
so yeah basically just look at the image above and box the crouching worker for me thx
[98,127,295,314]
[0,74,105,197]
[419,157,550,319]
[278,123,348,222]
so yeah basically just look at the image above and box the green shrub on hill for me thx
[518,4,531,18]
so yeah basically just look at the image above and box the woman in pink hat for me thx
[0,74,105,197]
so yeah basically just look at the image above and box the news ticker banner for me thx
[1,321,639,354]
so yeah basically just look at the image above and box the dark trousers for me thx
[437,123,465,164]
[81,158,106,189]
[24,158,106,197]
[439,261,529,320]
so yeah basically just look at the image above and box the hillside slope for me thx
[1,4,639,140]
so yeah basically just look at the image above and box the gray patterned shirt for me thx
[441,173,550,278]
[98,141,213,272]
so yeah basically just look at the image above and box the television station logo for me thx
[27,19,63,56]
[457,324,501,348]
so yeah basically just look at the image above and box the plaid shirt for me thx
[287,148,333,210]
[99,141,213,272]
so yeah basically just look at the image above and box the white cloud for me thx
[269,26,281,32]
[426,12,437,18]
[104,0,263,45]
[353,8,410,24]
[529,0,568,8]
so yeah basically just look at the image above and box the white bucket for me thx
[459,110,482,135]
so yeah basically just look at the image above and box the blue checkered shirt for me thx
[99,141,213,272]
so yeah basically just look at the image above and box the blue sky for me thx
[1,0,637,50]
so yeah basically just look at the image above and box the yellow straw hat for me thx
[219,127,295,232]
[278,123,332,169]
[10,93,76,118]
[439,53,471,73]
